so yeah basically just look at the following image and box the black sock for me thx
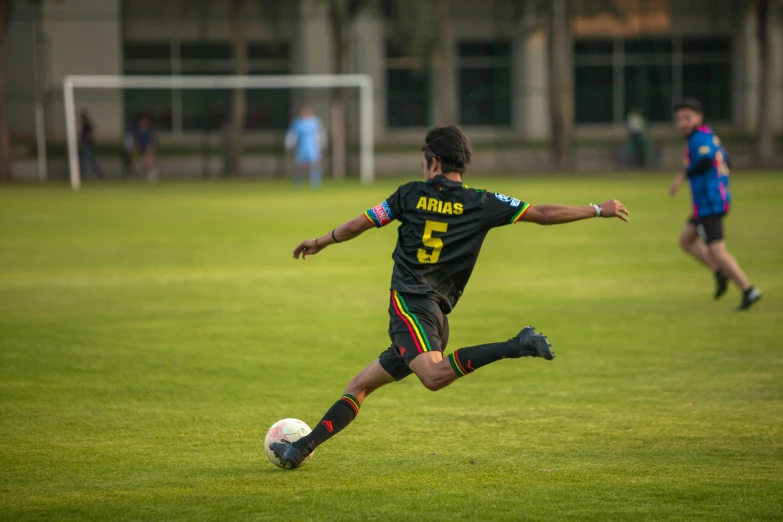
[447,339,520,377]
[295,394,360,450]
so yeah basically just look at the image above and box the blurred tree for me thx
[311,0,370,180]
[0,0,12,182]
[548,0,573,170]
[184,0,289,176]
[226,0,247,176]
[754,0,782,166]
[0,0,62,183]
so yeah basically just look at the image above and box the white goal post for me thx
[63,74,375,190]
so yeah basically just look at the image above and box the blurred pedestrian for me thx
[78,110,104,179]
[137,116,158,182]
[121,121,137,178]
[626,106,647,168]
[285,105,326,188]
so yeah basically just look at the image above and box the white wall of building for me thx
[41,0,122,141]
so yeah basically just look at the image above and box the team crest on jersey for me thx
[698,145,711,155]
[495,193,521,207]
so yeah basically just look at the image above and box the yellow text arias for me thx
[415,197,464,216]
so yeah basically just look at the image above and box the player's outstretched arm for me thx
[670,171,686,197]
[293,214,376,259]
[522,199,630,225]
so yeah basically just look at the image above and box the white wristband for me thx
[591,203,602,217]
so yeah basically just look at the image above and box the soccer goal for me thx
[63,74,375,190]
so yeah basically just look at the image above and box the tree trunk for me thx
[0,0,14,183]
[329,0,346,180]
[549,0,574,171]
[432,0,457,124]
[756,0,773,166]
[228,0,247,176]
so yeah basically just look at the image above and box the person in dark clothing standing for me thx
[79,111,104,179]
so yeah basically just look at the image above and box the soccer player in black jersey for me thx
[270,126,630,469]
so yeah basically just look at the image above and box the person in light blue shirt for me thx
[285,106,326,188]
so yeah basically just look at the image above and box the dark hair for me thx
[673,98,704,115]
[421,125,472,175]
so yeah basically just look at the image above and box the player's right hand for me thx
[599,199,630,222]
[293,239,323,260]
[669,181,680,197]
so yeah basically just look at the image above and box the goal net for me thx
[62,74,375,190]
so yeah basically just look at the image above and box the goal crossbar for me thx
[63,74,375,190]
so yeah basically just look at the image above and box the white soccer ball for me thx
[264,418,314,469]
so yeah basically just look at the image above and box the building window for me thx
[386,44,430,128]
[246,42,291,130]
[681,37,731,121]
[123,42,173,130]
[623,38,672,122]
[180,42,234,131]
[123,40,291,132]
[458,41,512,126]
[574,39,614,123]
[574,36,732,124]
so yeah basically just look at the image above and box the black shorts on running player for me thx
[688,213,725,243]
[378,290,450,381]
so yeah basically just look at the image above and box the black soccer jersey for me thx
[364,175,530,313]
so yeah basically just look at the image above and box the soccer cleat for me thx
[269,440,314,470]
[512,326,555,360]
[736,287,762,311]
[714,271,728,300]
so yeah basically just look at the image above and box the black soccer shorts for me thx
[688,213,725,244]
[377,291,450,381]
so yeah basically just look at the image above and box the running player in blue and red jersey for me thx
[669,99,761,310]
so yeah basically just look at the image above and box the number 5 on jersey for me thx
[418,220,448,264]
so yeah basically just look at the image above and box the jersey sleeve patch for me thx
[365,201,395,228]
[495,193,522,207]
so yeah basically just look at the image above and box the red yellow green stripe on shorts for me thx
[510,202,531,224]
[339,394,360,415]
[391,290,432,354]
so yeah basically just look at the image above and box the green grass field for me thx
[1,173,782,521]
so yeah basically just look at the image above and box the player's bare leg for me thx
[707,240,762,310]
[707,240,750,290]
[144,151,158,183]
[408,352,459,391]
[269,360,394,469]
[294,162,307,187]
[410,327,554,389]
[343,359,396,401]
[680,224,718,271]
[680,224,728,299]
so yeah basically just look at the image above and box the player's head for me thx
[299,105,313,118]
[420,125,472,180]
[673,98,705,137]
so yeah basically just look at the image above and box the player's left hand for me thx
[293,239,323,260]
[599,199,630,222]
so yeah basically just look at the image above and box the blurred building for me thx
[4,0,783,150]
